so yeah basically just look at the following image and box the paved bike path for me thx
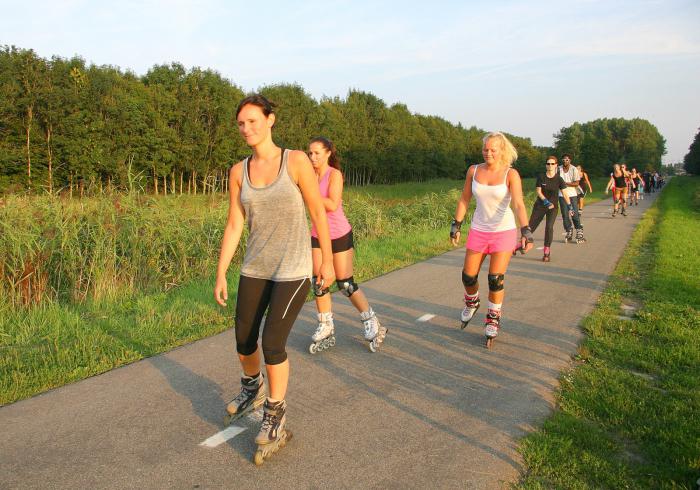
[1,194,658,489]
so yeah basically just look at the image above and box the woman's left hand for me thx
[318,261,335,289]
[520,236,534,253]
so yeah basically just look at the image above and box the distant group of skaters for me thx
[213,94,661,464]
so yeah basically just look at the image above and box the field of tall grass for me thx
[0,177,609,405]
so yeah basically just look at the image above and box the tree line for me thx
[683,127,700,175]
[0,45,667,195]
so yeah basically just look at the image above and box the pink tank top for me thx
[311,168,352,239]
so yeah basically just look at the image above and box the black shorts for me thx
[311,230,354,253]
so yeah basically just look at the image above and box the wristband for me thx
[450,219,463,239]
[520,226,534,243]
[542,198,551,207]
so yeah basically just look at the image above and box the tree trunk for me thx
[153,166,158,195]
[69,173,73,198]
[25,105,33,190]
[193,171,197,195]
[163,174,167,195]
[46,124,53,194]
[180,172,184,194]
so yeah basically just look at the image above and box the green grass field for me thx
[0,176,608,405]
[519,177,700,488]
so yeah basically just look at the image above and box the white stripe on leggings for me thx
[282,278,310,319]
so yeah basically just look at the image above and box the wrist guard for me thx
[521,226,534,243]
[542,198,551,207]
[450,219,463,239]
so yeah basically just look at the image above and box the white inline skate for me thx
[309,311,336,354]
[361,308,387,353]
[484,310,501,349]
[460,294,480,329]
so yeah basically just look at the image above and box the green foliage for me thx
[1,45,622,193]
[554,118,667,177]
[683,127,700,175]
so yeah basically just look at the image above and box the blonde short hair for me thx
[483,132,518,168]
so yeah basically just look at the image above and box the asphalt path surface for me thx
[1,192,658,489]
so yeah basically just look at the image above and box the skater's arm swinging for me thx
[451,165,476,246]
[215,163,246,307]
[293,150,335,287]
[320,169,343,212]
[508,169,534,253]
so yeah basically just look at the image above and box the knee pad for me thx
[337,277,359,297]
[312,275,329,297]
[462,271,478,288]
[488,273,505,292]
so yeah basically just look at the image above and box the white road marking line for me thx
[200,426,246,448]
[417,314,435,322]
[536,246,544,250]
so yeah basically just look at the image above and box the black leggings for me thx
[235,275,310,365]
[529,202,558,247]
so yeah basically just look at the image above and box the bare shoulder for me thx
[329,167,344,182]
[230,160,245,178]
[287,149,311,169]
[507,167,522,186]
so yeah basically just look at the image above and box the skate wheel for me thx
[369,340,377,353]
[254,450,264,466]
[460,321,468,330]
[309,343,317,355]
[329,336,336,347]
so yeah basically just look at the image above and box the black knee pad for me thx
[462,271,478,288]
[488,273,505,292]
[312,275,330,297]
[337,277,359,297]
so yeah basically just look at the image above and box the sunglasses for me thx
[546,162,557,165]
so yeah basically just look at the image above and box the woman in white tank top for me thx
[449,132,533,348]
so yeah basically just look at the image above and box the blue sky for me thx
[2,0,699,164]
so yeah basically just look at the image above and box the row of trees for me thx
[683,127,700,175]
[553,118,666,175]
[0,45,666,195]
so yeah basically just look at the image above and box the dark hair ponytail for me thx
[310,136,341,171]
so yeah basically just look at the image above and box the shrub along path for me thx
[1,190,660,489]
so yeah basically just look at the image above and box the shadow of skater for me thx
[148,355,258,459]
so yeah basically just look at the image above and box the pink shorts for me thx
[466,228,517,254]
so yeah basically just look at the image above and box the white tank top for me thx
[470,165,516,232]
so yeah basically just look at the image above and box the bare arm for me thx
[322,169,343,212]
[451,165,475,246]
[290,150,335,286]
[584,172,593,192]
[214,163,246,307]
[509,169,534,253]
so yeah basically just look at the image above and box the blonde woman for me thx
[450,132,533,348]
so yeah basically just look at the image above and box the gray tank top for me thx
[240,149,312,281]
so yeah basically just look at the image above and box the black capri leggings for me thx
[235,275,310,365]
[529,202,559,247]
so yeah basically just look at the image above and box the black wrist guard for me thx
[521,226,534,243]
[450,219,463,239]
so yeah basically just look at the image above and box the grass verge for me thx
[518,177,700,488]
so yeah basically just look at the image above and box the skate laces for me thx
[485,310,500,328]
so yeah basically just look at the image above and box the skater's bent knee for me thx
[337,277,359,297]
[462,271,478,287]
[487,273,505,292]
[236,341,258,357]
[262,350,288,365]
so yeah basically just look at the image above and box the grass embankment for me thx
[0,176,608,405]
[519,177,700,488]
[1,180,466,405]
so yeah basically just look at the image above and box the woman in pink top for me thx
[307,137,387,353]
[450,132,533,348]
